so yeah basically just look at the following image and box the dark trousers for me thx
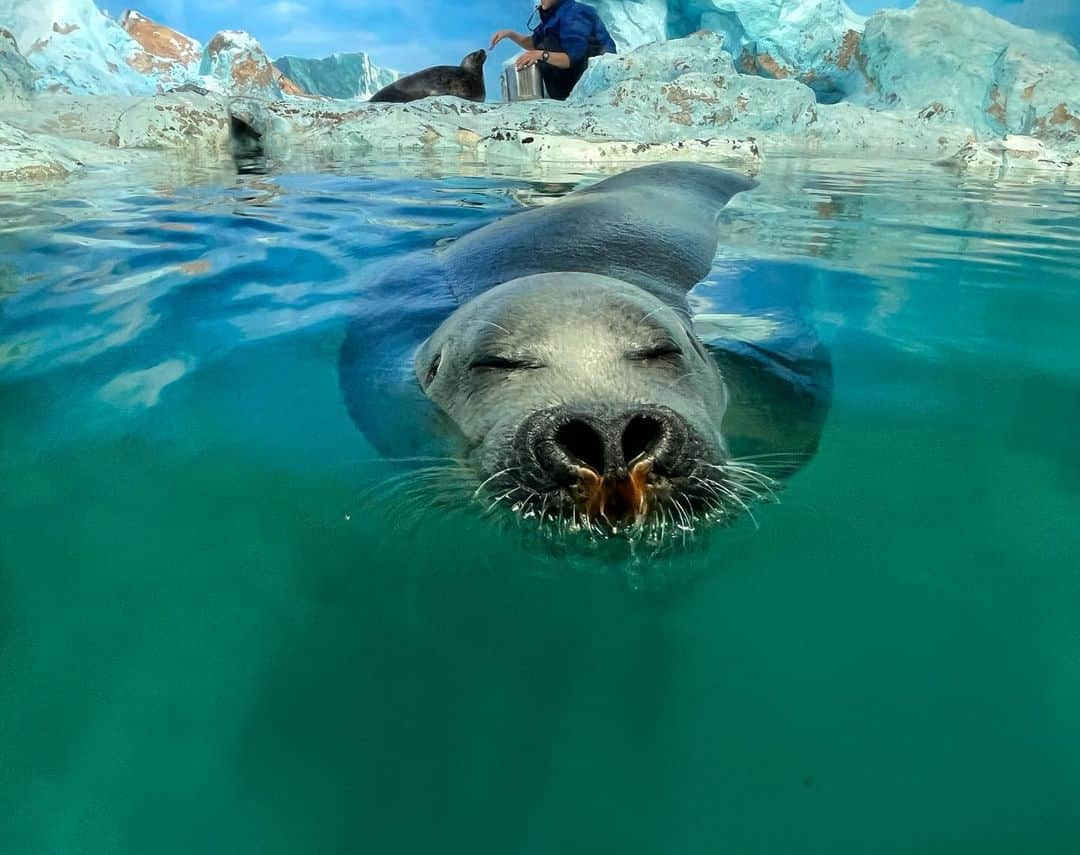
[539,61,588,100]
[536,35,588,100]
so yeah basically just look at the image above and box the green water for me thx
[1,157,1078,853]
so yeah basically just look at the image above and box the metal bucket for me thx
[501,62,546,102]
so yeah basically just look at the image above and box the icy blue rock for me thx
[588,0,1079,149]
[274,53,399,100]
[5,0,159,95]
[2,2,304,99]
[250,32,977,162]
[590,0,866,101]
[1,0,1077,181]
[0,28,34,105]
[199,30,293,99]
[118,10,203,90]
[568,32,977,153]
[857,0,1080,141]
[571,34,819,139]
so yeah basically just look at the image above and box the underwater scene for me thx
[2,153,1079,853]
[3,0,1080,852]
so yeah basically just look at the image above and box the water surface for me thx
[2,155,1079,853]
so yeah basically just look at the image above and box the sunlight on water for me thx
[1,155,1079,853]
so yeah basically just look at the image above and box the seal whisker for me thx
[702,494,727,522]
[476,319,513,336]
[703,495,733,523]
[692,467,760,525]
[731,469,781,503]
[376,456,459,464]
[635,305,672,329]
[399,484,471,507]
[658,505,672,541]
[722,462,781,490]
[484,486,524,516]
[688,475,729,516]
[353,464,469,510]
[699,459,777,483]
[731,452,811,462]
[669,365,704,386]
[698,461,780,501]
[726,478,769,505]
[725,478,773,505]
[670,496,693,533]
[712,481,759,529]
[672,502,691,545]
[681,496,700,537]
[473,467,520,499]
[539,492,552,526]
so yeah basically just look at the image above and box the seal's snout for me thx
[465,49,487,67]
[519,405,691,526]
[530,405,688,479]
[551,413,667,476]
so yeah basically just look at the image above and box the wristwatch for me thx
[541,51,550,63]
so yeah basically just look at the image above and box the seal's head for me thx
[460,49,487,74]
[415,273,754,542]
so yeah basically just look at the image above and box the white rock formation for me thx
[0,28,34,105]
[590,0,867,101]
[273,52,399,100]
[5,0,158,94]
[0,119,77,178]
[118,10,201,89]
[1,0,1078,182]
[570,33,976,153]
[938,134,1075,172]
[199,29,303,99]
[857,0,1080,143]
[3,92,231,149]
[1,3,308,99]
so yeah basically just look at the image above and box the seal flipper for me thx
[706,339,832,478]
[439,163,756,307]
[692,259,833,479]
[338,254,460,460]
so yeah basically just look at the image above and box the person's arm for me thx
[516,7,591,69]
[490,30,536,50]
[515,50,571,69]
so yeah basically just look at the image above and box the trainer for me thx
[490,0,617,100]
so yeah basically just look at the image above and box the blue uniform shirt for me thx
[532,0,617,66]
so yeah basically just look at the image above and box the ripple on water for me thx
[0,154,1077,389]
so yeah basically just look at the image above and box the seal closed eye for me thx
[339,163,832,547]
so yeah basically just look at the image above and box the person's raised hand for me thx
[490,29,515,49]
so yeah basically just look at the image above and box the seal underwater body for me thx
[340,164,831,546]
[369,49,487,103]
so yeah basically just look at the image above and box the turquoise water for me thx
[1,156,1079,853]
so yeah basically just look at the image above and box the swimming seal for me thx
[369,49,487,103]
[339,164,831,545]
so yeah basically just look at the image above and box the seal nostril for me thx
[554,419,606,473]
[622,415,664,464]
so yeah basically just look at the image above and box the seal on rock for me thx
[369,49,487,103]
[339,164,832,545]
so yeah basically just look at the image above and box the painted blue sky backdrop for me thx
[114,0,1079,71]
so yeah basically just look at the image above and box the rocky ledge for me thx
[0,0,1077,182]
